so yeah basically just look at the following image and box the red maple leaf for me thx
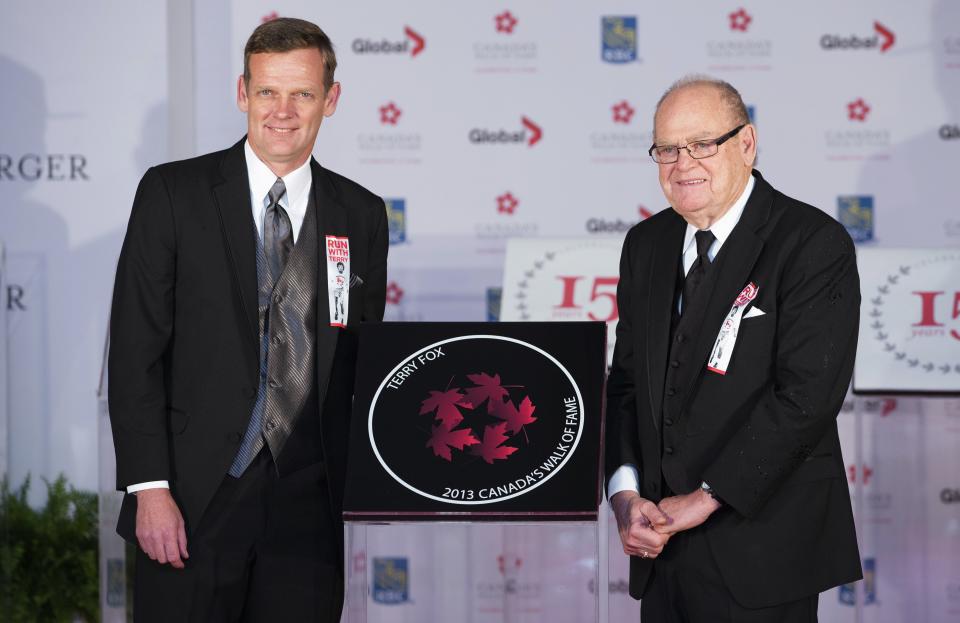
[426,424,479,461]
[420,388,470,428]
[463,373,510,413]
[492,395,537,435]
[472,422,518,464]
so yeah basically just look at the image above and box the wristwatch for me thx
[700,481,723,505]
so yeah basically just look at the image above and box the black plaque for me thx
[343,322,606,520]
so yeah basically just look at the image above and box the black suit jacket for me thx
[108,138,388,556]
[606,170,862,608]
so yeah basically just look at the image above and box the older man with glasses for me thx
[605,75,862,622]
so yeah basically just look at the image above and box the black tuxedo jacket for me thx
[606,170,862,608]
[108,138,387,555]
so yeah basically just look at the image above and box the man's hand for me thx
[653,489,721,536]
[135,488,189,569]
[610,490,671,559]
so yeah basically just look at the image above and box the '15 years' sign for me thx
[854,248,960,394]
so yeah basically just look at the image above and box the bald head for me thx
[653,75,750,138]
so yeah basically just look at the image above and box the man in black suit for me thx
[606,76,862,621]
[108,18,387,622]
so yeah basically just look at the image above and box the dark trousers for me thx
[640,524,818,623]
[134,451,341,622]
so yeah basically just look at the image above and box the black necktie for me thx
[263,178,292,281]
[681,229,716,315]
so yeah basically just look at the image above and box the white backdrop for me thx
[2,1,959,621]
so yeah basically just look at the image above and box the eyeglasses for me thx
[648,124,746,164]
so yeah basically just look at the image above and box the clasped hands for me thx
[610,488,720,560]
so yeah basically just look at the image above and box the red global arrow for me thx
[874,21,895,52]
[405,26,426,57]
[521,116,542,147]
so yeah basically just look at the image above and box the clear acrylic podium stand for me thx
[343,521,599,623]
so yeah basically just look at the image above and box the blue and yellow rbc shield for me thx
[837,195,874,243]
[385,198,406,245]
[838,557,876,605]
[372,557,410,604]
[602,16,637,63]
[486,287,502,322]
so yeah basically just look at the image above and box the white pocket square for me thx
[744,306,766,319]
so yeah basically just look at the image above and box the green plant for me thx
[0,475,99,622]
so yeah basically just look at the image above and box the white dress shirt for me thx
[607,175,755,499]
[126,142,315,494]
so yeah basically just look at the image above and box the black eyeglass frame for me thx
[648,124,747,164]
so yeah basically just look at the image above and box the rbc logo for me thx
[385,199,406,245]
[372,557,410,604]
[837,195,874,243]
[839,558,876,605]
[602,17,637,63]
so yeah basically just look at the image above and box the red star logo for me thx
[611,100,635,124]
[261,11,279,23]
[847,98,871,122]
[639,205,653,220]
[386,282,404,305]
[497,554,523,575]
[379,102,402,125]
[496,192,519,215]
[880,398,897,417]
[847,464,874,485]
[495,11,518,34]
[729,8,752,32]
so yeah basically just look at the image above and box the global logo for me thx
[372,557,410,604]
[353,26,426,57]
[469,116,542,147]
[941,124,960,140]
[821,21,895,53]
[368,336,584,504]
[601,16,638,63]
[838,195,874,243]
[385,198,406,245]
[941,487,960,504]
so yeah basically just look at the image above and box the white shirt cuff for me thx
[126,480,170,494]
[607,464,640,499]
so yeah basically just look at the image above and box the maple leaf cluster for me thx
[419,373,537,464]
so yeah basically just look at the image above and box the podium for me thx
[343,322,606,622]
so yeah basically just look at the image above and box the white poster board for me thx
[500,238,624,366]
[854,248,960,394]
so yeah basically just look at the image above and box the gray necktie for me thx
[264,178,292,281]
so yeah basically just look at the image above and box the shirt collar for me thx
[681,173,756,256]
[243,140,312,210]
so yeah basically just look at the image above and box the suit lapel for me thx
[676,171,772,399]
[212,139,259,357]
[645,214,686,432]
[311,159,349,394]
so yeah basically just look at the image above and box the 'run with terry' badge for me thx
[707,282,759,375]
[326,235,350,328]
